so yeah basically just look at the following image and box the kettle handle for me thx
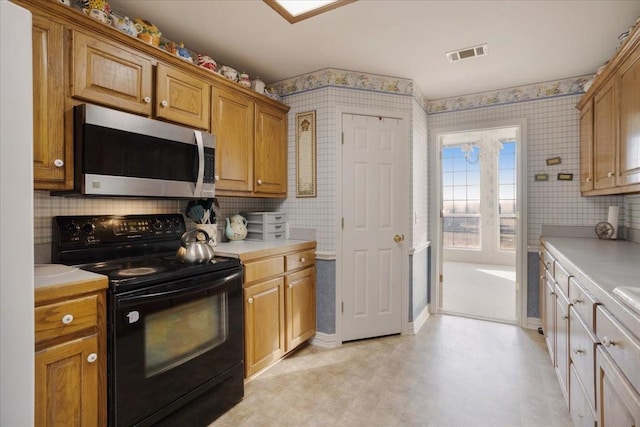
[181,228,210,246]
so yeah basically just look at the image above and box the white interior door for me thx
[341,113,404,342]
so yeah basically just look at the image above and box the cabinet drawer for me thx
[244,256,285,284]
[596,305,640,394]
[553,262,571,297]
[35,295,98,344]
[569,306,598,411]
[244,212,287,225]
[569,277,597,329]
[285,249,315,272]
[543,248,556,274]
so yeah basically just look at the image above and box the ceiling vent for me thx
[446,44,488,63]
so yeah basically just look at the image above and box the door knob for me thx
[394,234,403,243]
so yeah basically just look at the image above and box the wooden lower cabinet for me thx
[596,346,640,426]
[35,335,99,427]
[244,276,285,378]
[285,267,316,352]
[241,242,316,379]
[35,279,107,427]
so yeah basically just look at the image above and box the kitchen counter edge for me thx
[214,239,316,262]
[35,268,108,305]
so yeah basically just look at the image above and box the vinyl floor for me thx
[211,314,571,427]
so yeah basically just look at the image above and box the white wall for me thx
[0,2,35,425]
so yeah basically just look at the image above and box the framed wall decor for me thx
[296,111,317,197]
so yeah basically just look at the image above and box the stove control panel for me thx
[53,214,186,247]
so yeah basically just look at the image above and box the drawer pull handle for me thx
[550,291,555,296]
[87,353,97,363]
[247,297,254,304]
[602,336,616,347]
[61,314,74,325]
[143,96,151,104]
[562,314,569,320]
[573,347,585,355]
[257,179,263,185]
[607,172,613,178]
[275,225,283,229]
[586,177,592,183]
[572,298,583,304]
[161,100,168,108]
[300,257,306,263]
[53,159,64,168]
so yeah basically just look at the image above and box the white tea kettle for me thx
[176,229,216,263]
[225,214,248,241]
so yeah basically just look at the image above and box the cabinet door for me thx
[593,78,617,190]
[555,287,570,406]
[244,277,285,378]
[155,63,210,130]
[618,48,640,187]
[211,86,254,193]
[596,346,640,426]
[35,335,99,427]
[539,253,547,334]
[544,274,556,365]
[579,101,594,192]
[254,102,287,196]
[71,31,153,115]
[32,16,70,190]
[285,266,316,352]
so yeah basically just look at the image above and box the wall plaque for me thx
[296,111,317,197]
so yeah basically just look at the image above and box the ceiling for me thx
[106,0,640,100]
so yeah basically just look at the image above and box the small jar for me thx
[239,73,251,88]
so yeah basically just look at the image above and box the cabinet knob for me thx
[214,175,219,181]
[143,96,151,104]
[247,297,254,304]
[61,314,74,325]
[87,353,97,363]
[161,100,168,108]
[53,159,64,168]
[562,314,569,320]
[300,257,306,263]
[602,336,615,347]
[573,347,585,355]
[572,298,583,304]
[550,290,555,296]
[608,172,613,178]
[586,178,592,183]
[288,283,293,289]
[257,179,263,185]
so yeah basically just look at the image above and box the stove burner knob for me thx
[82,223,95,234]
[164,218,172,229]
[66,223,80,235]
[172,217,182,227]
[152,219,163,230]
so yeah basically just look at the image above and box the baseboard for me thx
[310,332,340,348]
[525,316,542,330]
[407,305,430,335]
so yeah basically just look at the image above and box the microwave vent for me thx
[446,43,488,62]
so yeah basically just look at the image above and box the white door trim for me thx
[336,105,411,343]
[430,118,529,328]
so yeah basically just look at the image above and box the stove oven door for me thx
[110,267,243,427]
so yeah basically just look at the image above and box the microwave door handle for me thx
[194,130,205,197]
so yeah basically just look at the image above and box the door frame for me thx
[335,105,411,343]
[429,118,529,328]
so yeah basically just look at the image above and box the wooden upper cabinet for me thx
[618,48,640,187]
[254,103,287,196]
[71,31,153,116]
[32,16,70,190]
[155,63,210,130]
[212,86,254,193]
[579,101,594,193]
[592,78,617,190]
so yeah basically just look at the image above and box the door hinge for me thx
[342,132,344,145]
[341,302,344,313]
[342,217,344,229]
[439,274,443,284]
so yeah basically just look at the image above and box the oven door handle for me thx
[117,271,241,307]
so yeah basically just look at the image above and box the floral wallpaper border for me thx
[268,68,592,114]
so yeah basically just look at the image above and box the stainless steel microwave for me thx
[68,104,215,198]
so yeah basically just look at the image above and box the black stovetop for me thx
[52,214,240,292]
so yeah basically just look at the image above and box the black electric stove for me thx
[52,213,240,291]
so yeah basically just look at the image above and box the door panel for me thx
[342,114,403,342]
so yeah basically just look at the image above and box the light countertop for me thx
[34,264,108,304]
[542,236,640,336]
[214,239,316,261]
